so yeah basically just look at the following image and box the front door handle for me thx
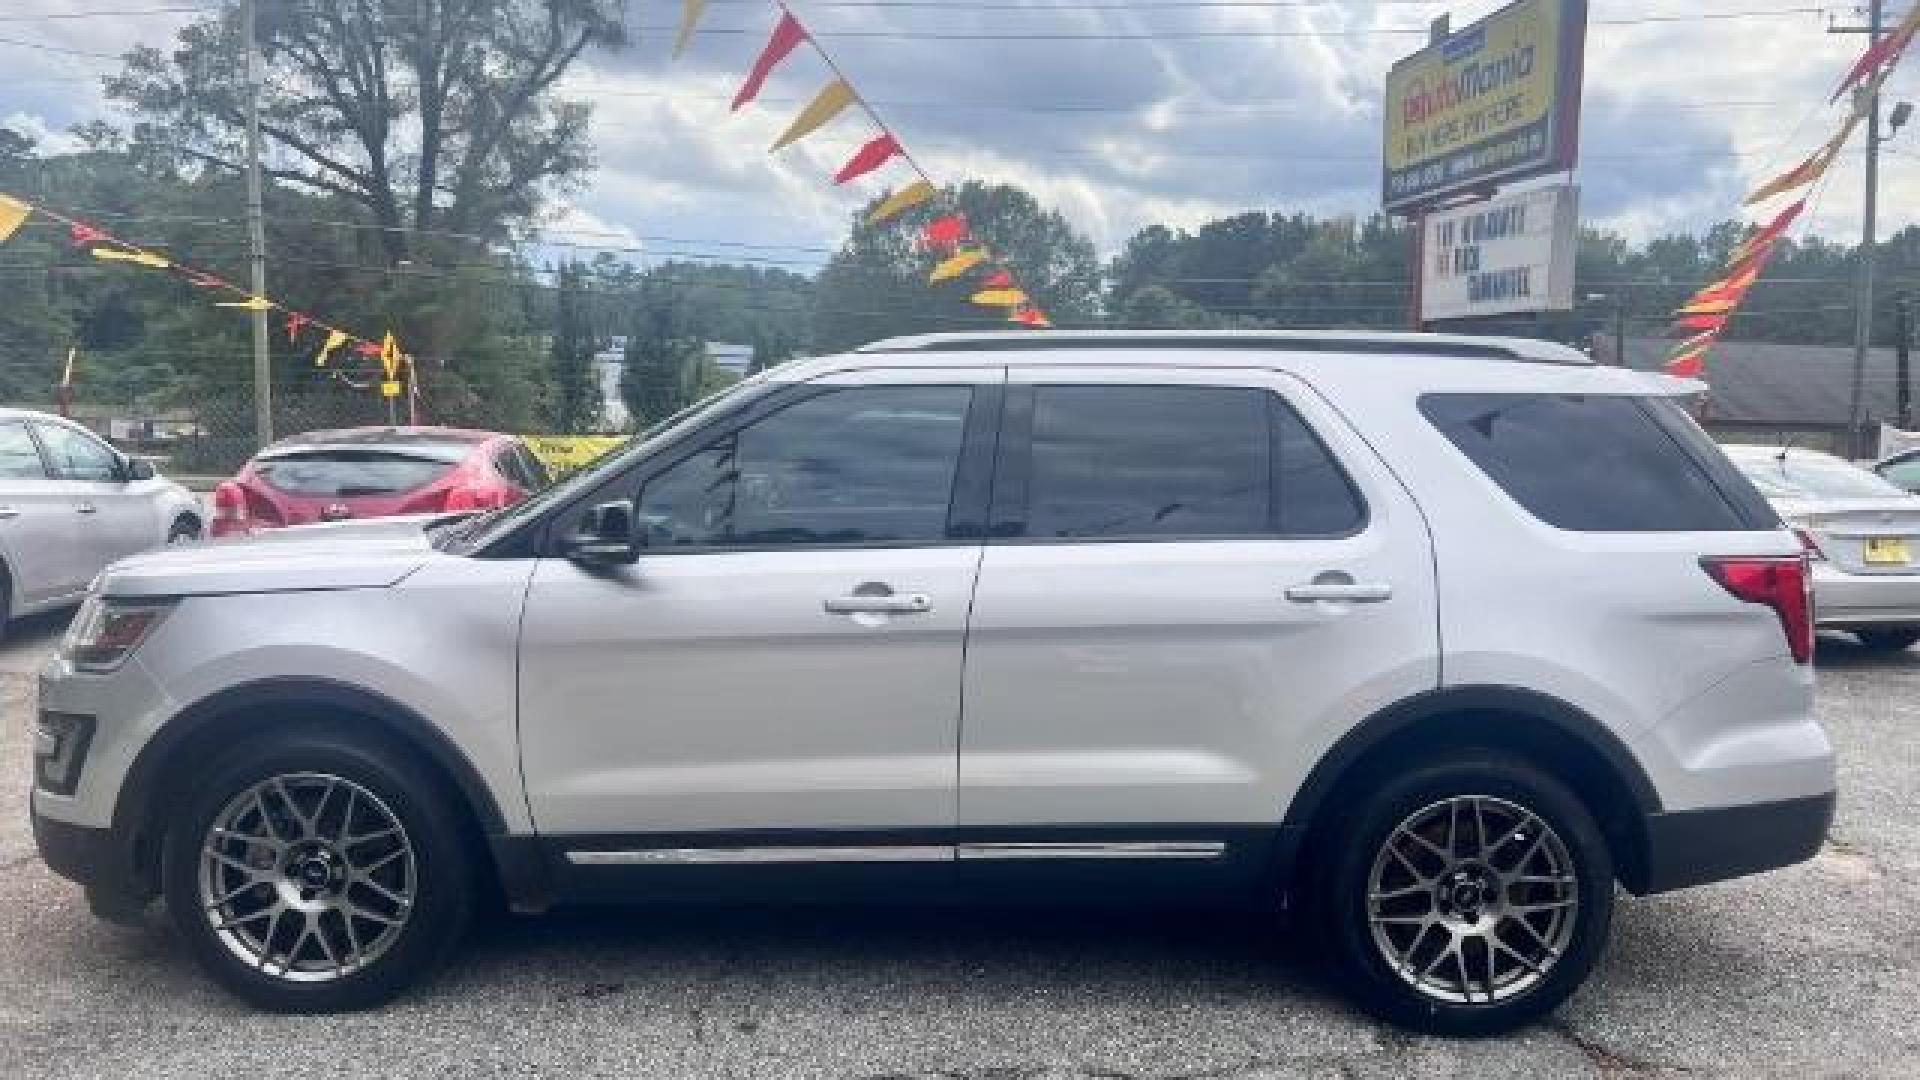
[75,502,97,515]
[0,505,18,520]
[825,593,933,615]
[1286,572,1392,604]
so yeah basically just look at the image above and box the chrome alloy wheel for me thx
[1365,795,1579,1006]
[197,773,416,983]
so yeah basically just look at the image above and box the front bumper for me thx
[31,804,154,921]
[1626,790,1835,895]
[1811,562,1920,625]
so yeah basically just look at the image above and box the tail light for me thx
[211,482,250,538]
[1703,555,1814,664]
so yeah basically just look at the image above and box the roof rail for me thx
[857,329,1594,366]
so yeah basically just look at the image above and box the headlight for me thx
[61,596,172,673]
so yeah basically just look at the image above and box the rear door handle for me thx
[75,502,97,515]
[824,593,933,615]
[0,506,17,520]
[1286,580,1392,604]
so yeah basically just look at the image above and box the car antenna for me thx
[1775,433,1799,461]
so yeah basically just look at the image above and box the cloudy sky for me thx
[5,0,1918,270]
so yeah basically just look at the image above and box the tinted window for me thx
[1024,386,1269,539]
[0,423,47,480]
[1272,398,1366,535]
[638,385,972,548]
[515,444,552,488]
[1880,455,1920,493]
[253,452,456,497]
[34,423,119,482]
[1421,394,1752,532]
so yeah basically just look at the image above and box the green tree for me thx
[106,0,625,266]
[619,281,703,427]
[548,261,598,433]
[811,181,1101,352]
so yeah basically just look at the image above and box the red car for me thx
[211,426,549,538]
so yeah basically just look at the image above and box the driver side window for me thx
[34,422,121,483]
[637,385,974,549]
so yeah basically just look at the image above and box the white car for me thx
[1724,444,1920,651]
[0,408,201,635]
[32,332,1834,1035]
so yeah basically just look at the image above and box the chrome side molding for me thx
[564,841,1228,865]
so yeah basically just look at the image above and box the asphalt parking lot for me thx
[2,616,1917,1079]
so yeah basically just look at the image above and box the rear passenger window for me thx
[1011,385,1364,540]
[1421,393,1752,532]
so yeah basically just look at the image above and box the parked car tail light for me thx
[211,481,247,536]
[442,486,493,513]
[1702,555,1814,664]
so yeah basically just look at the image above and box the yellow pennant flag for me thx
[215,296,275,312]
[1674,296,1737,317]
[674,0,707,58]
[970,288,1028,307]
[91,247,171,270]
[929,249,986,283]
[315,329,350,367]
[0,193,30,244]
[867,180,936,225]
[771,80,854,152]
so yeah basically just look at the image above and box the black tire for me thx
[1315,751,1614,1037]
[166,516,201,544]
[161,726,475,1012]
[1852,625,1920,652]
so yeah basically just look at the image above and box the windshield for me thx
[446,375,778,552]
[1734,452,1911,501]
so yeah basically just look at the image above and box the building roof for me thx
[1602,335,1904,427]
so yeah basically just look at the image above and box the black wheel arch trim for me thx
[116,676,509,843]
[1270,685,1661,902]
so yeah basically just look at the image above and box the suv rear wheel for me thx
[1318,752,1614,1036]
[160,728,474,1012]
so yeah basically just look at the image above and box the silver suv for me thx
[32,332,1835,1035]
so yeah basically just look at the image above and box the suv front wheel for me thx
[161,727,474,1012]
[1319,752,1615,1036]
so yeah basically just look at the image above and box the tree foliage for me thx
[811,181,1101,351]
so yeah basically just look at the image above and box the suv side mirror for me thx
[564,500,640,566]
[123,457,156,482]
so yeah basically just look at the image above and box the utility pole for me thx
[1835,0,1885,458]
[1899,294,1913,429]
[243,0,272,448]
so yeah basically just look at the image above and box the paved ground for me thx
[2,616,1917,1079]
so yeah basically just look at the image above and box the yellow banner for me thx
[524,436,625,473]
[1382,0,1583,210]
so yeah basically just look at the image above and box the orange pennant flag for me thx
[867,181,935,225]
[929,249,986,283]
[1013,308,1052,328]
[971,288,1028,307]
[1674,296,1738,318]
[674,0,707,58]
[1672,312,1728,334]
[1745,117,1857,205]
[1728,201,1805,270]
[1666,351,1708,379]
[771,80,854,152]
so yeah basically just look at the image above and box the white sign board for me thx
[1422,184,1578,322]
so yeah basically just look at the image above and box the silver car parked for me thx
[0,408,202,636]
[1725,444,1920,651]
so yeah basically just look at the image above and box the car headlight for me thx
[61,596,172,673]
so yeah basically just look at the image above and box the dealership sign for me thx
[1383,0,1587,213]
[1421,185,1578,322]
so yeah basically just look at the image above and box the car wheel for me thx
[161,727,474,1012]
[1852,625,1920,652]
[167,517,200,544]
[1318,752,1614,1037]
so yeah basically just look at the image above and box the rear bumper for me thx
[1811,562,1920,625]
[1626,790,1834,895]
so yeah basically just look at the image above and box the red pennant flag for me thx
[834,134,902,185]
[1832,15,1920,102]
[181,268,229,290]
[981,269,1013,290]
[1013,308,1051,328]
[354,341,383,357]
[924,215,968,252]
[1666,352,1707,379]
[1671,313,1729,334]
[733,12,807,112]
[69,222,108,248]
[1726,200,1803,273]
[285,311,313,343]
